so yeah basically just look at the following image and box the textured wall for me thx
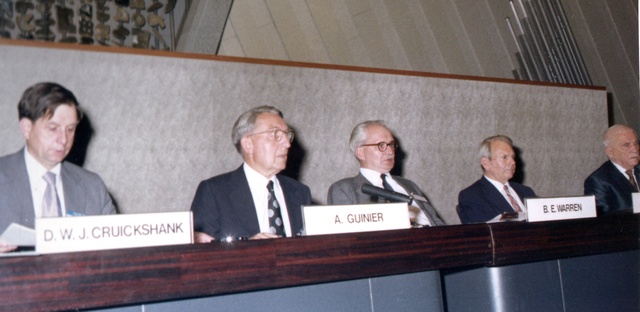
[0,42,607,224]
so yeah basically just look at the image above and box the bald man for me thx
[584,124,640,215]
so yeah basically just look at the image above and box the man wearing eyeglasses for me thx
[190,106,311,242]
[327,120,444,226]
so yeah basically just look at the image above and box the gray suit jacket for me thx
[327,173,444,226]
[0,149,115,233]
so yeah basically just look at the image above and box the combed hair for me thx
[478,135,513,161]
[18,82,82,121]
[349,120,387,154]
[231,106,283,154]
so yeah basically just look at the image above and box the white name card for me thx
[633,193,640,213]
[302,203,410,236]
[525,195,597,222]
[36,212,193,254]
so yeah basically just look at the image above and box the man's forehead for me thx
[255,113,287,128]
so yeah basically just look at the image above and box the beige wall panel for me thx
[345,0,372,16]
[605,0,639,80]
[266,0,331,63]
[419,0,482,75]
[352,8,398,69]
[381,0,433,72]
[0,44,607,225]
[306,0,357,66]
[404,0,448,73]
[453,0,513,78]
[227,0,288,59]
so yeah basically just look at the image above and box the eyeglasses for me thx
[360,141,398,152]
[249,129,295,143]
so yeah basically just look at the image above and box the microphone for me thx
[361,184,413,204]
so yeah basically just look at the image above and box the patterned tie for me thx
[266,180,285,236]
[626,169,639,192]
[381,174,393,191]
[503,184,523,212]
[42,172,61,217]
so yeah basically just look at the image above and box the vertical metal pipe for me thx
[507,17,532,80]
[518,0,550,81]
[550,0,592,85]
[511,1,542,80]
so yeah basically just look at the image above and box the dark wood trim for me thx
[0,215,637,311]
[0,38,606,91]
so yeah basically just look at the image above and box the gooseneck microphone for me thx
[361,184,413,204]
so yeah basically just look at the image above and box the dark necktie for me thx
[503,184,523,212]
[266,180,285,236]
[626,169,639,192]
[42,172,61,217]
[381,174,393,191]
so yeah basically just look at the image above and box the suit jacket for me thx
[327,173,444,226]
[584,160,639,215]
[458,176,536,224]
[191,165,312,238]
[0,149,115,233]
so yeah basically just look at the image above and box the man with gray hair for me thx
[584,124,639,215]
[327,120,444,226]
[458,135,535,224]
[190,106,311,242]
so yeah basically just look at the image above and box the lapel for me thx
[354,173,379,203]
[480,176,515,213]
[1,150,36,227]
[60,162,83,214]
[393,176,439,226]
[606,161,637,193]
[228,166,261,233]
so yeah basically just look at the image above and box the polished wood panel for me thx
[0,215,637,311]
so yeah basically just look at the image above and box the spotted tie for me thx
[503,184,522,213]
[42,172,62,217]
[267,180,285,236]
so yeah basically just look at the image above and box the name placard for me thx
[302,203,410,236]
[526,195,597,222]
[36,212,193,254]
[633,193,640,213]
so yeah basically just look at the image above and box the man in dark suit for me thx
[584,124,639,215]
[327,120,444,226]
[191,106,311,242]
[458,135,535,224]
[0,82,115,253]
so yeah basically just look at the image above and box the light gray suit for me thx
[327,173,444,226]
[0,149,115,233]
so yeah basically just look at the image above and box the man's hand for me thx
[250,232,281,239]
[0,241,17,253]
[193,231,214,243]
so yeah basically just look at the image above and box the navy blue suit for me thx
[458,176,536,224]
[190,166,311,238]
[584,160,639,215]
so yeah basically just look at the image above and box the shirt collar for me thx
[360,168,387,187]
[24,147,61,180]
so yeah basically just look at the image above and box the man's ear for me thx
[240,136,253,154]
[604,145,614,159]
[355,146,364,162]
[19,118,32,140]
[480,157,490,171]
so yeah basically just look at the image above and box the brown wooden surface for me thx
[0,215,637,311]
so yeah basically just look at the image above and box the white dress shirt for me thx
[24,148,67,218]
[243,163,292,236]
